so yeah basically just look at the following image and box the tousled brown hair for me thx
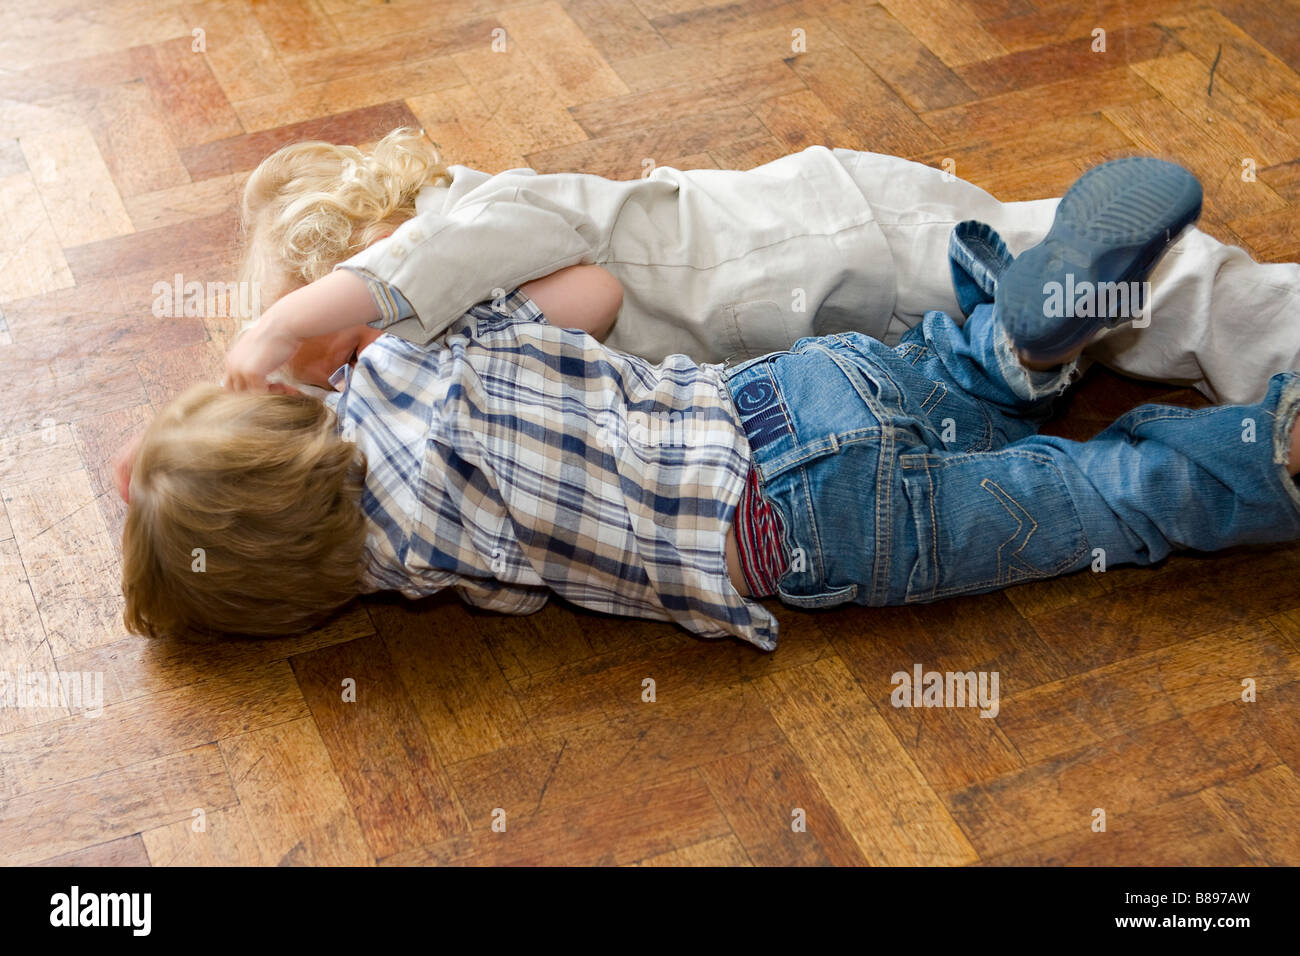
[121,384,368,639]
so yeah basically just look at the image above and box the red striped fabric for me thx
[734,466,789,597]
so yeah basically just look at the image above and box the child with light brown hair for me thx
[119,384,366,638]
[118,261,626,639]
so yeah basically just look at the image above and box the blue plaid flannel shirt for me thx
[323,280,779,651]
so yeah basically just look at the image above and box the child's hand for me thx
[222,270,382,391]
[222,317,302,391]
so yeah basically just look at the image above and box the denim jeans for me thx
[721,302,1300,609]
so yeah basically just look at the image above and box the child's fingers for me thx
[222,333,283,392]
[220,355,269,391]
[227,375,268,392]
[220,370,257,392]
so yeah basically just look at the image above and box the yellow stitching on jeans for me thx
[980,478,1037,581]
[920,381,947,414]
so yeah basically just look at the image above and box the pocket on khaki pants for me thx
[724,299,810,360]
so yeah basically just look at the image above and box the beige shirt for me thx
[338,145,898,364]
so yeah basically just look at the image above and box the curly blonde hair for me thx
[121,384,369,640]
[238,126,452,306]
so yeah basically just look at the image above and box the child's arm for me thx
[223,265,624,391]
[223,269,378,391]
[518,264,623,341]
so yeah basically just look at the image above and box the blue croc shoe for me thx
[997,156,1203,364]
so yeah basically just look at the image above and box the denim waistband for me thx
[724,357,798,476]
[723,349,864,481]
[725,356,795,516]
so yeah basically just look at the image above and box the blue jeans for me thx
[722,304,1300,609]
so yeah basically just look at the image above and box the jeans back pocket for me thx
[899,448,1089,603]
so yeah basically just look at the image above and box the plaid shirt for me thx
[323,286,778,651]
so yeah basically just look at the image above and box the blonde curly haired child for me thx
[234,127,1300,407]
[238,127,451,309]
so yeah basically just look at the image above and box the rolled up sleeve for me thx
[336,267,416,326]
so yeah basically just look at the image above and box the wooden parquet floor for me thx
[1,0,1299,867]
